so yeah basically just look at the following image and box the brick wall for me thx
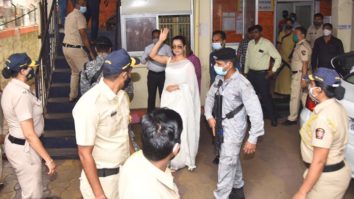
[0,26,40,90]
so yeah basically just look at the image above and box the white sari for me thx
[161,58,201,170]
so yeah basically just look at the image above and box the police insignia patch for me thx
[315,128,325,139]
[301,50,306,56]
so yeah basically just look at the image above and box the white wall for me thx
[121,0,192,15]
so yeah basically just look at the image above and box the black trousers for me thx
[247,70,277,120]
[147,70,165,113]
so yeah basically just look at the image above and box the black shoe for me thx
[271,118,278,127]
[282,120,297,126]
[213,155,219,165]
[229,187,245,199]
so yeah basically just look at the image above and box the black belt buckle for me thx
[8,135,26,145]
[97,168,119,177]
[304,161,345,172]
[62,43,81,48]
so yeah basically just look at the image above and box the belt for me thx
[97,168,119,177]
[62,43,82,48]
[8,134,26,145]
[148,70,165,74]
[304,161,345,172]
[292,70,302,74]
[249,69,267,73]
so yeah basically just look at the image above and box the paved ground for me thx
[0,119,353,199]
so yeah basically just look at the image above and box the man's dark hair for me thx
[249,25,263,32]
[282,10,289,17]
[323,23,333,30]
[314,13,324,19]
[94,36,112,53]
[151,29,160,37]
[212,30,226,40]
[141,108,183,161]
[295,26,307,36]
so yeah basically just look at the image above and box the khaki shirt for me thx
[1,79,44,138]
[119,151,180,199]
[244,37,282,74]
[300,99,348,165]
[306,25,323,48]
[63,9,87,46]
[73,79,130,168]
[290,39,312,71]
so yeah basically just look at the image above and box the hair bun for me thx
[334,86,345,100]
[2,67,12,79]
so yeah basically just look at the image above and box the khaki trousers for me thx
[80,170,119,199]
[304,162,352,199]
[288,72,306,121]
[4,135,43,199]
[62,47,89,100]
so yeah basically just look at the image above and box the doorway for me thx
[275,1,314,36]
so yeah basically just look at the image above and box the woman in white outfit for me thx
[149,29,200,171]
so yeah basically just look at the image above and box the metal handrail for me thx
[35,0,58,112]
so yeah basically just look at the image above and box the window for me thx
[159,15,191,45]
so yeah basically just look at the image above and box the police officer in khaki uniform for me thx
[283,27,312,125]
[119,108,182,199]
[1,53,57,198]
[306,13,324,48]
[73,49,139,199]
[293,68,351,199]
[63,0,96,102]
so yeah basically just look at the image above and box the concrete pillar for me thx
[331,0,353,52]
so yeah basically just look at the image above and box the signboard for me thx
[258,0,273,11]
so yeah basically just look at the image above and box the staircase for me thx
[41,33,78,159]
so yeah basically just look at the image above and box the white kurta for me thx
[161,58,201,170]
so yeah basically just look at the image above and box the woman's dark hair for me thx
[2,65,27,79]
[172,35,187,46]
[141,108,183,161]
[314,80,345,100]
[186,43,193,57]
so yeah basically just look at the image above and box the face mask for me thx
[214,64,228,76]
[212,42,222,50]
[152,38,158,44]
[314,21,322,27]
[308,85,319,103]
[26,68,35,81]
[323,29,332,36]
[293,34,299,43]
[79,6,87,13]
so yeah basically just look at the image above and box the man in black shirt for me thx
[311,23,344,70]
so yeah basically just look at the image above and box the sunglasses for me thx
[172,45,183,49]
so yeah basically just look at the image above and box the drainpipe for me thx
[11,2,18,26]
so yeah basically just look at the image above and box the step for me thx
[44,118,75,131]
[46,101,75,114]
[48,85,70,98]
[51,70,71,84]
[47,148,78,159]
[54,56,69,69]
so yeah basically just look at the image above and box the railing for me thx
[36,0,59,112]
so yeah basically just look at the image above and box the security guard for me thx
[293,68,351,199]
[73,49,139,199]
[1,53,57,198]
[205,48,264,199]
[63,0,95,102]
[283,27,312,125]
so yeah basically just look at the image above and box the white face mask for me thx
[212,42,222,50]
[308,85,319,103]
[323,29,332,36]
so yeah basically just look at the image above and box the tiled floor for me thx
[0,119,353,199]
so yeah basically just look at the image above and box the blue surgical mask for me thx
[212,42,222,50]
[214,64,228,76]
[79,6,87,14]
[293,34,299,43]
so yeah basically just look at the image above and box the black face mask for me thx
[26,68,35,81]
[314,21,322,27]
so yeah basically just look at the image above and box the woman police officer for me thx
[293,68,351,199]
[1,53,57,198]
